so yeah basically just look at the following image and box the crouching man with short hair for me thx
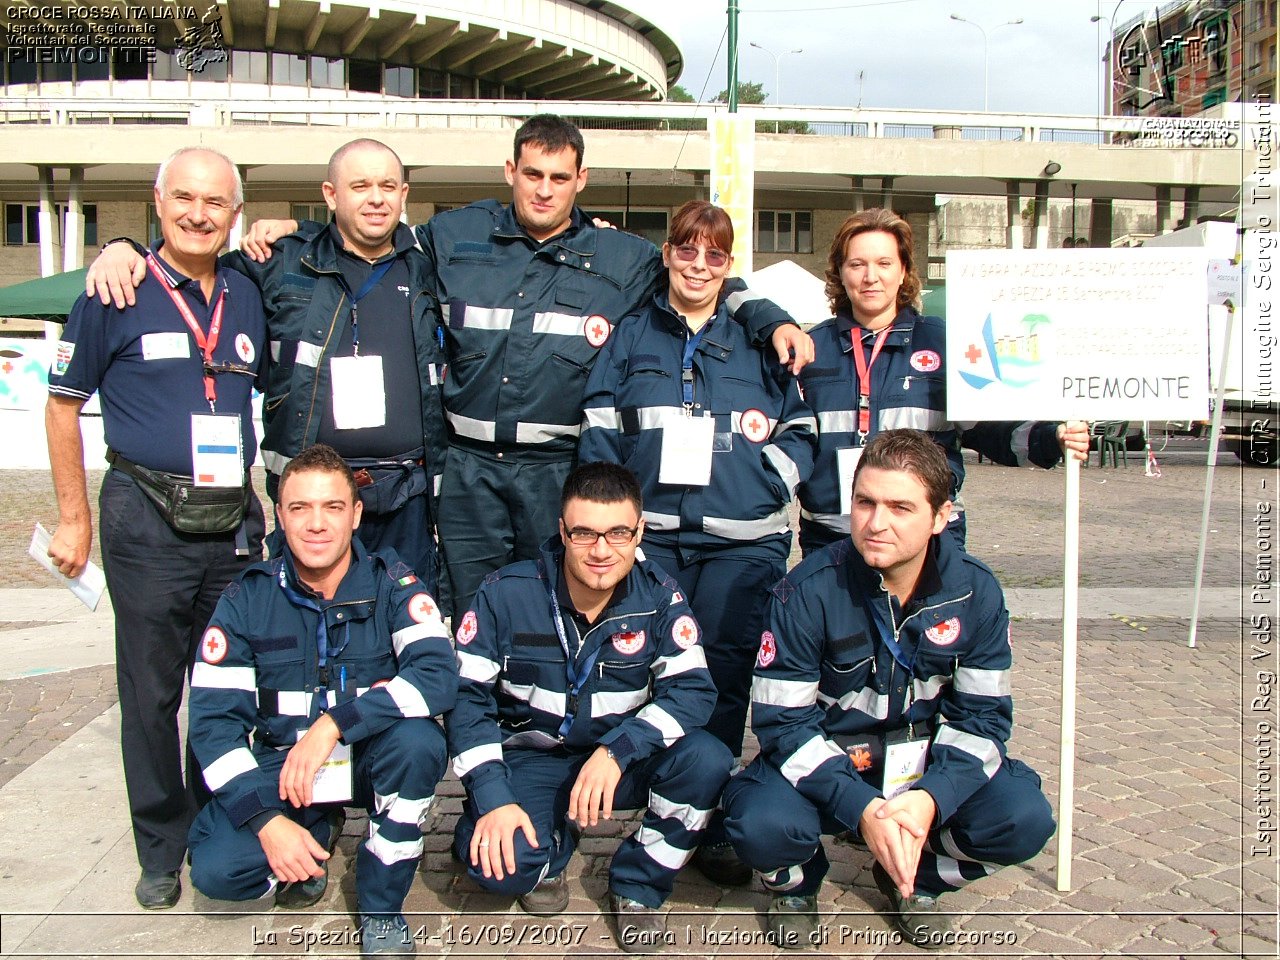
[447,462,731,952]
[723,429,1055,950]
[187,444,457,956]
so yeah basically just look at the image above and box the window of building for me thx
[4,203,97,246]
[385,65,415,98]
[42,58,74,83]
[272,52,307,86]
[478,78,502,99]
[590,209,669,248]
[231,50,268,83]
[755,210,813,254]
[152,50,187,81]
[349,59,380,93]
[419,69,446,98]
[7,55,37,85]
[114,49,150,81]
[77,49,111,81]
[290,203,331,226]
[147,205,161,245]
[449,74,474,98]
[310,56,344,89]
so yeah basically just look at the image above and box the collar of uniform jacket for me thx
[536,533,633,620]
[648,289,738,359]
[836,306,919,352]
[298,220,419,274]
[492,202,593,254]
[146,238,231,301]
[846,533,951,614]
[276,535,378,610]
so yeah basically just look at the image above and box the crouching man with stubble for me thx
[723,430,1054,950]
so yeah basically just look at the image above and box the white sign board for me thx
[945,248,1209,421]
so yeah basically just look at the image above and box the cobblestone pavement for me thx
[0,444,1274,958]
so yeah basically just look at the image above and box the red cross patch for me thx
[235,332,255,364]
[456,610,478,646]
[925,617,961,646]
[757,630,776,668]
[201,626,228,664]
[740,408,770,444]
[612,630,646,655]
[407,593,438,624]
[585,315,611,348]
[909,349,941,373]
[671,615,699,649]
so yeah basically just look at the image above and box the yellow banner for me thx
[709,114,755,275]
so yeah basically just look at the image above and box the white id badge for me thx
[330,354,387,430]
[659,413,715,486]
[190,414,244,487]
[837,446,864,515]
[310,740,353,804]
[882,738,929,799]
[141,332,191,361]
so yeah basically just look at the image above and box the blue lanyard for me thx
[336,258,395,355]
[864,592,912,673]
[547,578,604,738]
[277,563,351,671]
[681,321,710,407]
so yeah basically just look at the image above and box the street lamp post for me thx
[949,14,1024,112]
[749,40,803,132]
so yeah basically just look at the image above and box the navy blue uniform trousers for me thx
[638,541,786,759]
[100,469,264,874]
[454,732,731,908]
[189,718,447,915]
[723,755,1055,898]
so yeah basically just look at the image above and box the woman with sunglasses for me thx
[579,200,816,787]
[796,207,1090,556]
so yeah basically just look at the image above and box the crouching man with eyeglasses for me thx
[446,462,730,952]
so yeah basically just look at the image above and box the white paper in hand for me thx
[310,740,353,804]
[28,523,106,611]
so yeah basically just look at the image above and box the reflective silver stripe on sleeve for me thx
[954,667,1012,698]
[913,674,947,704]
[441,303,513,331]
[392,622,444,658]
[191,662,256,691]
[634,406,687,430]
[751,676,819,708]
[583,407,621,431]
[778,735,846,787]
[777,415,818,434]
[648,790,714,832]
[1011,421,1034,463]
[817,410,857,434]
[724,287,761,311]
[452,742,503,779]
[269,340,282,362]
[591,688,650,717]
[384,675,430,717]
[878,406,948,432]
[456,650,501,684]
[934,725,1003,778]
[295,341,323,368]
[651,646,707,679]
[799,508,849,534]
[446,411,498,442]
[203,746,258,791]
[532,311,586,337]
[763,444,801,497]
[818,684,889,720]
[275,690,312,716]
[261,449,290,475]
[641,510,681,532]
[498,680,567,717]
[703,507,790,540]
[515,420,581,444]
[635,703,684,746]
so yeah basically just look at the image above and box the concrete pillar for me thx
[37,166,57,278]
[1033,179,1051,249]
[1154,185,1173,234]
[1180,185,1201,228]
[63,167,84,271]
[1089,198,1114,248]
[880,176,895,211]
[1005,180,1024,250]
[850,175,866,213]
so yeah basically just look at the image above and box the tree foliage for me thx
[712,81,811,134]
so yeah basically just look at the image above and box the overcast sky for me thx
[635,0,1128,116]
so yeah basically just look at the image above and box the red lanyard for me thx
[147,255,225,410]
[851,325,892,435]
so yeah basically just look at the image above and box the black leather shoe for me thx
[276,810,345,910]
[135,869,181,909]
[693,840,753,886]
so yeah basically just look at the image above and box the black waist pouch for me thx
[108,451,249,535]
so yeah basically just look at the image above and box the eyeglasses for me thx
[671,244,729,269]
[564,525,640,546]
